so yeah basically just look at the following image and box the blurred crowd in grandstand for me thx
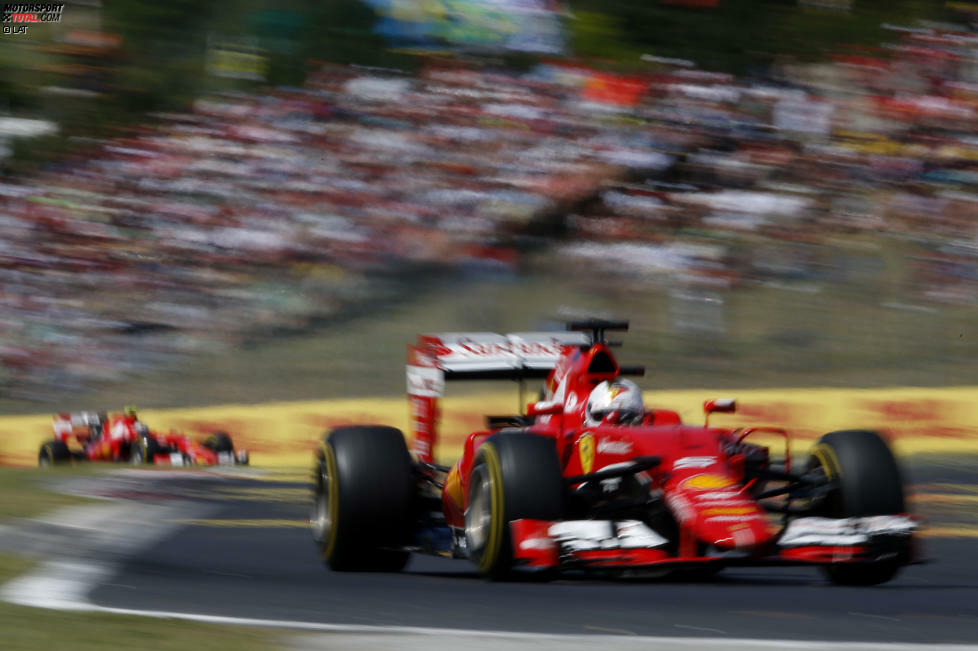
[2,19,978,399]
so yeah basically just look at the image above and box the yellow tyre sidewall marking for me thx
[477,443,505,574]
[812,443,841,480]
[320,441,341,562]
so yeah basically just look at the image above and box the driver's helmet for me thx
[123,405,138,421]
[584,379,645,427]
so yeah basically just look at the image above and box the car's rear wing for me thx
[405,322,648,463]
[413,332,590,380]
[52,412,103,440]
[407,331,589,463]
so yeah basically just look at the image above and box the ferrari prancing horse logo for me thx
[578,432,595,474]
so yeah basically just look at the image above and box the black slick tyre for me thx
[130,436,161,465]
[312,426,415,572]
[807,429,907,586]
[38,440,70,467]
[204,432,234,453]
[465,432,564,580]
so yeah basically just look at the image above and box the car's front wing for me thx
[151,450,248,467]
[511,515,919,571]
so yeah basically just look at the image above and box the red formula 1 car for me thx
[39,408,249,468]
[312,320,917,585]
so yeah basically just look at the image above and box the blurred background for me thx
[3,0,978,411]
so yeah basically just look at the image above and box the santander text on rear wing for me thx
[406,332,589,462]
[412,332,591,382]
[52,412,103,441]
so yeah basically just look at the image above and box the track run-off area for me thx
[2,389,978,649]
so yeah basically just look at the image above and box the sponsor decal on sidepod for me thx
[597,438,633,455]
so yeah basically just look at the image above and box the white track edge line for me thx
[6,573,977,651]
[92,607,978,650]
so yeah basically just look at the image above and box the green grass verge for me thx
[0,467,101,521]
[0,469,279,651]
[0,555,276,651]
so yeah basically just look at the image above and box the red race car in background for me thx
[39,407,249,467]
[312,319,918,585]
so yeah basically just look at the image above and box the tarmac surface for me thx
[2,461,977,648]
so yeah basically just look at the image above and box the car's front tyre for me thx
[807,429,908,586]
[465,432,564,580]
[203,432,234,453]
[130,436,160,465]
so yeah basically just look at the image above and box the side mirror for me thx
[527,401,563,417]
[703,398,736,426]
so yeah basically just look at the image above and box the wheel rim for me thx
[311,468,332,543]
[131,446,144,465]
[39,450,51,467]
[465,466,492,555]
[804,453,837,516]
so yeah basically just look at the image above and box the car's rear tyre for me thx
[465,432,564,580]
[807,429,907,586]
[312,426,415,572]
[204,432,234,453]
[38,440,70,467]
[130,436,161,465]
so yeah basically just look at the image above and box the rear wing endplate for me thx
[406,332,588,463]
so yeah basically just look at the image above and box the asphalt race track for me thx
[30,461,978,645]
